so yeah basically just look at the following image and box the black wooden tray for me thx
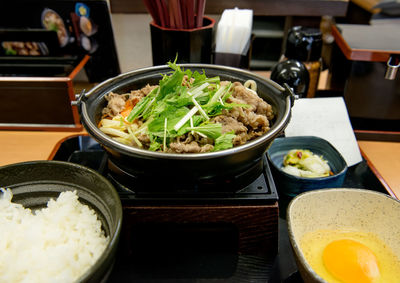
[51,135,389,282]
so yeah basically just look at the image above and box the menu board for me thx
[0,0,120,82]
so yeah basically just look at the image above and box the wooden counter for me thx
[0,131,86,163]
[0,130,398,199]
[358,140,400,198]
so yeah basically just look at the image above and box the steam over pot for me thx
[78,64,294,190]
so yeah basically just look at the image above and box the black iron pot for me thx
[78,64,294,190]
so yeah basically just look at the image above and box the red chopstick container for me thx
[150,16,215,65]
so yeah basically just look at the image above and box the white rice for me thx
[0,188,109,283]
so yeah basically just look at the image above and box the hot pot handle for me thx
[385,55,400,80]
[71,89,87,107]
[283,83,296,108]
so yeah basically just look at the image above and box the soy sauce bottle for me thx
[283,26,323,98]
[270,59,310,98]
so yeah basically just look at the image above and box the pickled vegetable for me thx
[282,149,331,178]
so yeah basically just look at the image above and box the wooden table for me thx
[0,130,398,199]
[0,130,86,164]
[357,140,400,198]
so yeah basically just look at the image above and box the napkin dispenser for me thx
[213,36,253,69]
[329,24,400,141]
[213,8,253,69]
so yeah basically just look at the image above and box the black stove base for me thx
[51,135,281,282]
[52,135,279,205]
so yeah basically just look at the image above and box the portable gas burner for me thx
[52,135,279,257]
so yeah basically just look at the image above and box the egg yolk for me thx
[323,239,380,283]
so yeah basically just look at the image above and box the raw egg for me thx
[300,229,400,283]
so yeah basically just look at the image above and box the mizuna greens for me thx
[99,61,273,153]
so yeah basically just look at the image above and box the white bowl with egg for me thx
[287,188,400,283]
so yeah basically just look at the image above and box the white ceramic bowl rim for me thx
[286,188,400,283]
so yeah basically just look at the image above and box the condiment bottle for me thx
[283,26,322,98]
[270,59,310,98]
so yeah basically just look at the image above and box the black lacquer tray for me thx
[51,135,388,282]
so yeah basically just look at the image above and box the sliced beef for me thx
[102,92,127,117]
[229,82,274,120]
[137,132,151,147]
[168,141,214,153]
[133,84,157,97]
[212,116,247,135]
[102,84,157,118]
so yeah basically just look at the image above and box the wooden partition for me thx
[110,0,349,16]
[0,55,90,131]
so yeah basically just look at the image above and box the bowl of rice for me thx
[0,160,122,283]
